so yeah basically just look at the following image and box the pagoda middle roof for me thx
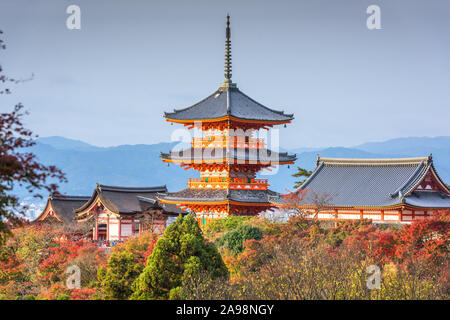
[161,147,296,164]
[164,86,294,123]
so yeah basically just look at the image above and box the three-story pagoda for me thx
[158,16,296,226]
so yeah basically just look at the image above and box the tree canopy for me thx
[131,214,228,299]
[292,167,313,189]
[0,31,65,244]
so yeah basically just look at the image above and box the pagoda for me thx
[158,16,296,226]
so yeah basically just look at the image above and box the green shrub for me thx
[216,224,263,254]
[203,216,251,239]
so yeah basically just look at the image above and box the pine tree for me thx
[292,167,313,189]
[131,214,228,299]
[97,251,144,300]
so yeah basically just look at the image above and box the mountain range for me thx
[18,136,450,218]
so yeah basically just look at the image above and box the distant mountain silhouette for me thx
[36,136,102,151]
[352,136,450,184]
[17,136,450,217]
[354,136,450,155]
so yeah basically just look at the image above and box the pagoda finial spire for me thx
[222,15,236,88]
[225,14,232,81]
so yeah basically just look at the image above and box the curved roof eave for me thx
[164,87,294,123]
[33,198,54,222]
[74,189,119,216]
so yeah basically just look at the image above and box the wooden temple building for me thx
[157,16,296,226]
[35,195,90,224]
[34,184,184,241]
[274,156,450,224]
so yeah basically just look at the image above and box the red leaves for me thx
[0,104,67,238]
[38,240,97,285]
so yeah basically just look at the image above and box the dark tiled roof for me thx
[161,147,296,164]
[404,191,450,208]
[137,196,184,215]
[159,188,279,204]
[295,156,450,208]
[37,195,91,223]
[76,184,184,215]
[99,185,167,193]
[164,86,293,122]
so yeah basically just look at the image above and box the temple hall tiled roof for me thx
[404,191,450,208]
[164,86,294,123]
[161,147,296,164]
[75,184,184,216]
[293,155,450,208]
[35,195,91,224]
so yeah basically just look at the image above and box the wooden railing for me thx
[188,177,269,190]
[191,136,266,149]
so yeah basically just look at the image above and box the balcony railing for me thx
[188,177,269,190]
[191,136,266,149]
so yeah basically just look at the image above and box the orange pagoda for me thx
[158,16,296,226]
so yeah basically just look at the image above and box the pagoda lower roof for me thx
[164,86,293,123]
[158,188,280,205]
[161,147,296,164]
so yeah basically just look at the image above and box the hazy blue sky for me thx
[0,0,449,148]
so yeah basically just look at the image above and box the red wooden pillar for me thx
[334,209,338,227]
[118,217,121,241]
[106,215,110,242]
[360,210,363,220]
[381,210,384,221]
[398,208,402,222]
[94,218,98,241]
[131,219,135,236]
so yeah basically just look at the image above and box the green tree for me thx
[203,215,250,240]
[131,214,228,299]
[292,167,313,189]
[97,251,144,300]
[216,224,263,255]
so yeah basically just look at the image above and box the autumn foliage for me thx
[0,211,448,300]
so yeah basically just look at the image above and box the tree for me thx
[0,30,66,244]
[216,224,263,255]
[97,251,144,300]
[131,214,228,299]
[292,167,313,189]
[279,187,335,231]
[96,232,157,300]
[202,215,251,240]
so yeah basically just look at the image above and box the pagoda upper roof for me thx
[158,188,280,205]
[275,155,450,208]
[161,147,296,164]
[164,86,294,123]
